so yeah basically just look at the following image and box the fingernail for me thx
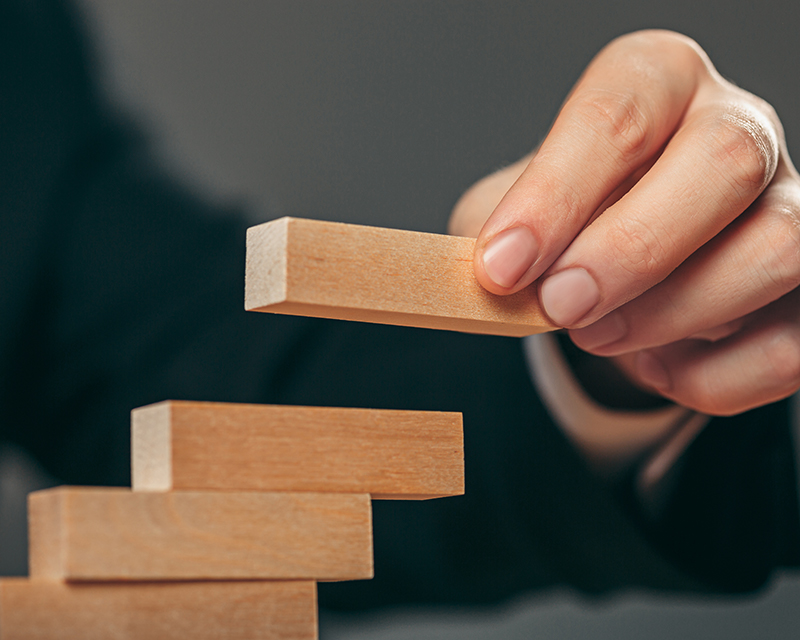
[540,268,600,326]
[636,351,671,392]
[570,311,627,351]
[481,227,539,289]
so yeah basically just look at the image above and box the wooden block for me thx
[0,578,317,640]
[132,401,464,500]
[28,487,372,581]
[245,217,556,336]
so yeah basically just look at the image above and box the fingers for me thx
[455,29,799,418]
[473,30,704,295]
[471,30,783,349]
[569,165,800,355]
[610,289,800,415]
[539,101,779,329]
[448,154,532,238]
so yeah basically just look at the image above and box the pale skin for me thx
[449,30,800,417]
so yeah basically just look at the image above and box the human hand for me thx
[449,30,800,416]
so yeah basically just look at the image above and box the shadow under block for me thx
[132,400,464,500]
[0,579,317,640]
[28,487,373,581]
[245,217,557,337]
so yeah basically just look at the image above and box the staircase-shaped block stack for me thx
[1,218,548,638]
[0,402,463,639]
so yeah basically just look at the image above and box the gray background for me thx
[76,0,800,232]
[3,0,800,637]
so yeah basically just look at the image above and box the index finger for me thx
[474,30,703,296]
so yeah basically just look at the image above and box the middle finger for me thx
[538,96,780,329]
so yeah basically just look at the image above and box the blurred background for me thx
[74,0,800,232]
[3,0,800,637]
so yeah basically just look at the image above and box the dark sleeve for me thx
[0,0,318,486]
[290,325,800,608]
[1,0,797,611]
[640,401,800,592]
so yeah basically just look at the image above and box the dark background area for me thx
[3,1,799,637]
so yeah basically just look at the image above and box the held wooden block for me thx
[132,401,464,500]
[0,578,317,640]
[28,487,373,581]
[245,217,556,337]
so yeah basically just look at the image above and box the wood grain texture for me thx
[28,488,373,581]
[0,578,317,640]
[132,401,464,500]
[245,217,556,336]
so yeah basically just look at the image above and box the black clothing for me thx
[1,0,798,610]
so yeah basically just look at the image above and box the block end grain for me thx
[131,402,173,491]
[27,488,65,580]
[245,218,289,311]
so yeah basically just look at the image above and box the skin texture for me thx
[449,30,800,416]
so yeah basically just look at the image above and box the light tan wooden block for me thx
[28,487,372,581]
[245,217,556,336]
[0,578,317,640]
[132,401,464,500]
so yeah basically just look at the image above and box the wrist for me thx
[525,332,693,478]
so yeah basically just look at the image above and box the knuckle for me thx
[760,204,800,292]
[684,364,730,415]
[574,90,652,160]
[704,110,778,195]
[534,170,588,227]
[762,326,800,391]
[693,397,732,417]
[610,30,703,61]
[673,322,800,416]
[605,217,669,279]
[608,30,709,78]
[689,373,749,417]
[751,95,781,132]
[683,380,726,416]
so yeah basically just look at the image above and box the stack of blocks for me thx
[0,401,463,639]
[0,218,553,639]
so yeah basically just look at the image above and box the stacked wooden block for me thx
[244,217,555,336]
[1,218,551,638]
[0,401,464,639]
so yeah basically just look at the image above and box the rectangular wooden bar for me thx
[245,217,556,336]
[132,401,464,500]
[28,487,373,581]
[0,578,317,640]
